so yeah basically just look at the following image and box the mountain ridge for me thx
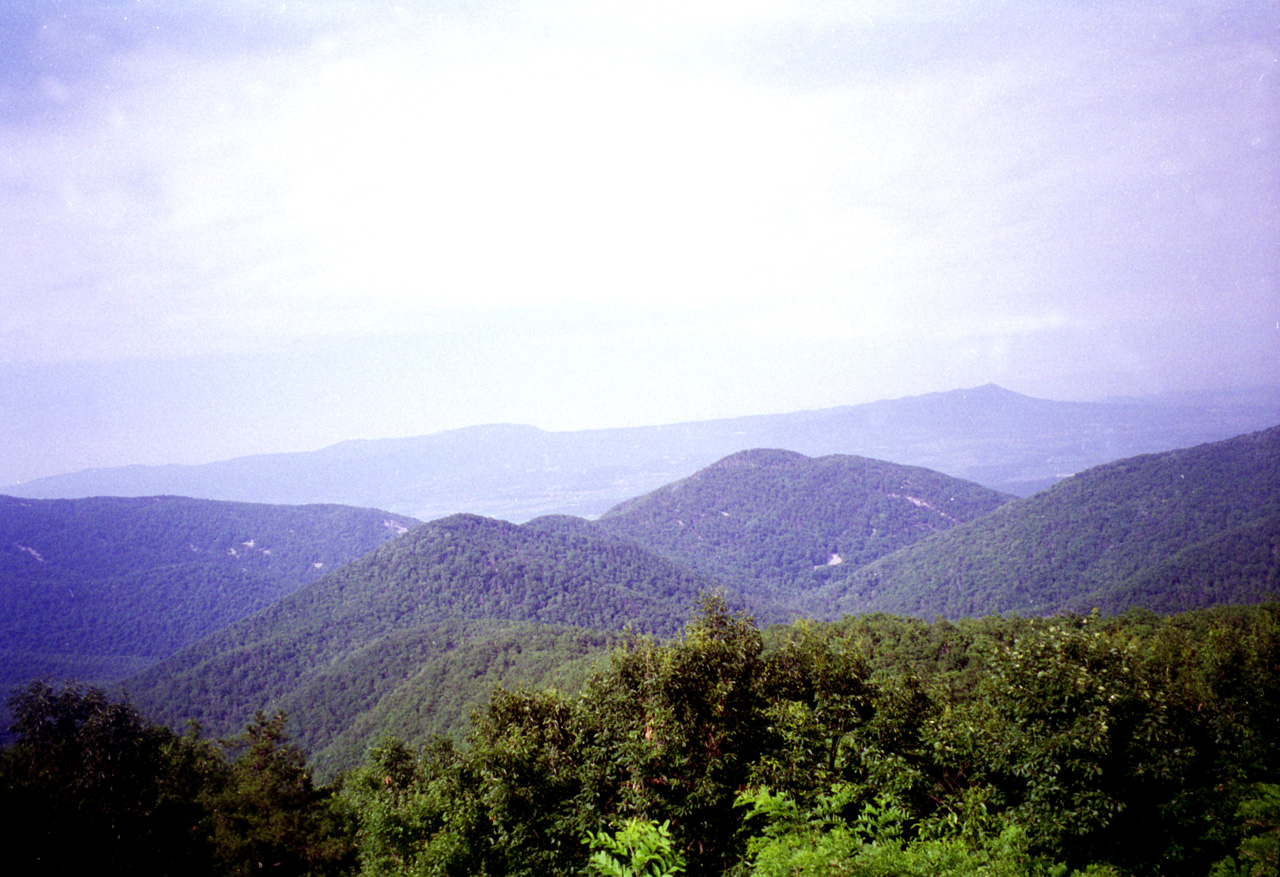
[8,384,1279,521]
[124,510,729,757]
[596,449,1012,600]
[121,449,1015,768]
[802,424,1280,619]
[0,495,421,693]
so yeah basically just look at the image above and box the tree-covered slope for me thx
[596,449,1011,599]
[802,424,1280,618]
[302,621,619,778]
[122,453,1007,770]
[338,600,1280,877]
[127,513,723,754]
[1086,511,1280,615]
[0,495,419,690]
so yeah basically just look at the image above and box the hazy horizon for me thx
[8,381,1280,491]
[3,1,1277,486]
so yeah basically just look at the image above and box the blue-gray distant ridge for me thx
[6,384,1278,523]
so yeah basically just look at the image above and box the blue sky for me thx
[2,0,1277,485]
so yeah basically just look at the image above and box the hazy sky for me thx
[2,0,1277,485]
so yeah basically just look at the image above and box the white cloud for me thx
[1,0,1275,402]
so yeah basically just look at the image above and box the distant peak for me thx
[422,513,517,534]
[927,384,1037,406]
[962,383,1018,396]
[708,448,810,470]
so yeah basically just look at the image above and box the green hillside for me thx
[803,424,1280,618]
[302,621,619,778]
[0,495,419,690]
[121,455,1008,767]
[1083,510,1280,615]
[597,449,1011,599]
[126,513,723,759]
[121,430,1280,772]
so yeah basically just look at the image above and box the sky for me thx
[1,0,1277,486]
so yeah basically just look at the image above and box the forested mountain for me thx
[8,384,1278,520]
[596,448,1011,598]
[116,426,1280,775]
[3,424,1278,874]
[120,453,1009,768]
[803,424,1280,619]
[0,495,419,692]
[126,513,723,763]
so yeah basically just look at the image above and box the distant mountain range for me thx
[7,384,1279,521]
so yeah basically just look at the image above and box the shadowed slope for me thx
[801,424,1280,618]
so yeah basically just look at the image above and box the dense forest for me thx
[0,495,419,693]
[125,513,724,758]
[4,597,1278,877]
[806,424,1280,618]
[596,449,1011,597]
[105,431,1280,772]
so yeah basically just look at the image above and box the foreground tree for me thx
[0,684,353,877]
[203,710,356,876]
[0,681,216,876]
[573,593,770,875]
